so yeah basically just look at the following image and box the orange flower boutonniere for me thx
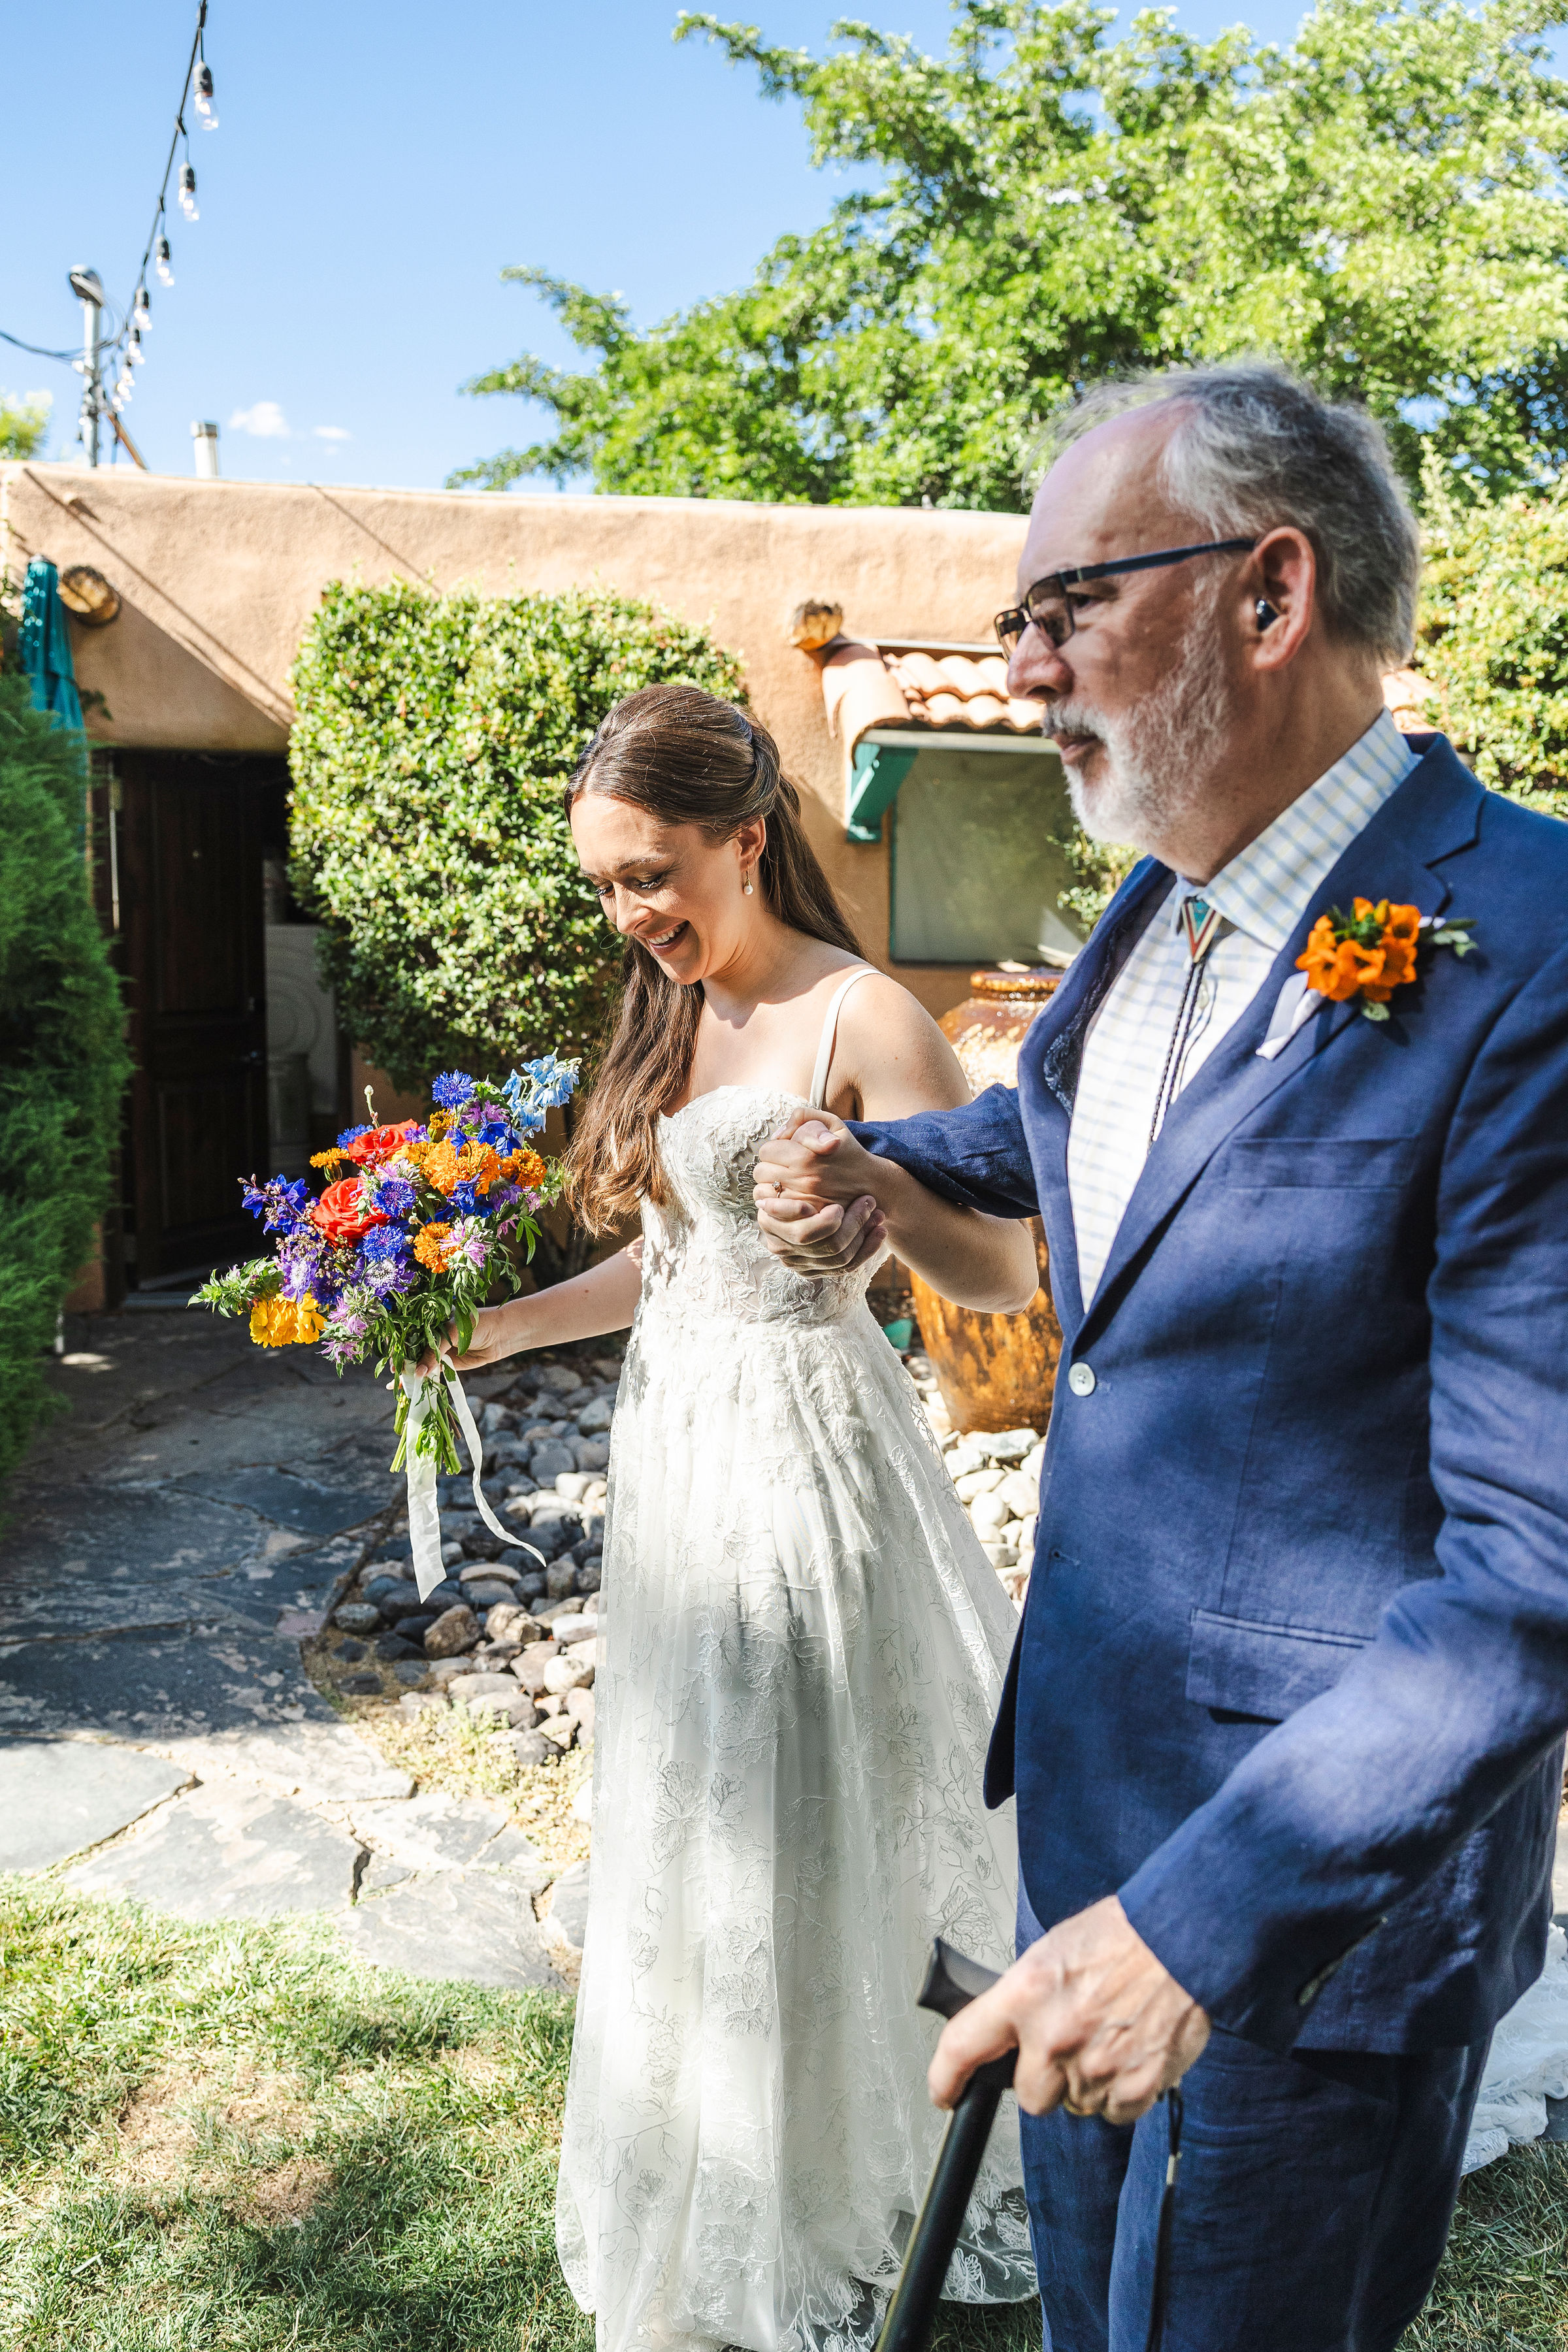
[1297,897,1476,1022]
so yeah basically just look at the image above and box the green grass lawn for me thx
[1,1882,1563,2351]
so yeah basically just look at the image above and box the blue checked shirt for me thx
[1068,710,1418,1302]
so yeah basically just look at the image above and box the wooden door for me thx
[116,754,274,1284]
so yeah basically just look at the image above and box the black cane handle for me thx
[875,1941,1015,2352]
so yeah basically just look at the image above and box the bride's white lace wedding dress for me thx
[557,975,1035,2352]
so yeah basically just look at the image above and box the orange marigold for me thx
[414,1221,454,1269]
[310,1147,350,1171]
[423,1138,461,1195]
[1298,899,1423,1005]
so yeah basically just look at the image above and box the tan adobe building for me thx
[3,460,1079,1301]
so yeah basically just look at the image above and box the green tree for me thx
[287,578,745,1092]
[0,390,51,461]
[449,0,1568,510]
[1414,463,1568,820]
[0,674,129,1487]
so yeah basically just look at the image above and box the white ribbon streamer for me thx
[1255,970,1316,1061]
[399,1365,544,1605]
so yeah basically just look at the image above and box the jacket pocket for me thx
[1186,1608,1368,1722]
[1220,1136,1418,1189]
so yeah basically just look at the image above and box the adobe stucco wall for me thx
[1,460,1029,1022]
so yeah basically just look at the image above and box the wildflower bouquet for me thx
[193,1056,577,1594]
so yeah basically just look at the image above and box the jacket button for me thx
[1067,1362,1096,1396]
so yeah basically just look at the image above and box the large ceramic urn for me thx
[909,968,1064,1434]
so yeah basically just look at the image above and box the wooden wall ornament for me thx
[57,566,121,625]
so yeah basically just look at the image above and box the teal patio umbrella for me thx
[19,557,84,732]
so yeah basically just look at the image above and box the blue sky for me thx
[2,0,1403,494]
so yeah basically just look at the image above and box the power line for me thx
[0,326,77,364]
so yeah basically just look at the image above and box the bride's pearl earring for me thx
[742,874,755,896]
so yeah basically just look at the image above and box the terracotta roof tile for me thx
[815,636,1043,770]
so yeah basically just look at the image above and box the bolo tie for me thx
[1148,894,1226,1147]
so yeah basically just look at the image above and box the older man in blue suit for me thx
[755,364,1568,2350]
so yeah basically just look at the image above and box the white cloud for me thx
[229,400,291,439]
[312,424,351,442]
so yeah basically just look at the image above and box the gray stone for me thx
[538,1715,577,1750]
[65,1776,365,1920]
[550,1858,591,1951]
[463,1579,519,1610]
[159,1722,414,1804]
[544,1647,595,1695]
[376,1586,429,1620]
[424,1604,480,1658]
[977,1428,1039,1464]
[427,1658,473,1685]
[374,1631,421,1661]
[439,1541,465,1569]
[459,1559,519,1588]
[335,1639,367,1663]
[589,1357,623,1381]
[575,1558,602,1596]
[333,1603,382,1634]
[551,1614,598,1646]
[339,1671,381,1695]
[393,1660,431,1687]
[358,1853,414,1895]
[530,1440,577,1482]
[509,1729,549,1768]
[0,1737,190,1870]
[576,1396,615,1435]
[397,1690,444,1716]
[484,1602,542,1644]
[536,1365,585,1396]
[572,1437,612,1473]
[512,1645,559,1695]
[339,1869,563,1987]
[348,1790,534,1875]
[565,1688,595,1739]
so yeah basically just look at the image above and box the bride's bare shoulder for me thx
[832,970,970,1117]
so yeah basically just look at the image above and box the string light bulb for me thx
[133,286,151,333]
[193,60,218,127]
[127,331,145,368]
[178,162,199,221]
[155,235,174,286]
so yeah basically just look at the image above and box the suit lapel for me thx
[1017,857,1172,1334]
[1076,741,1484,1342]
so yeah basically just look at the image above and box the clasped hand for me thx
[753,1110,889,1274]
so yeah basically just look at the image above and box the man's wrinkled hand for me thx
[753,1109,883,1211]
[927,1896,1211,2129]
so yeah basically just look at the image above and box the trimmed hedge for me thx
[287,581,747,1094]
[0,674,129,1484]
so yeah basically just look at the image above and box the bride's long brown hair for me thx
[562,683,864,1234]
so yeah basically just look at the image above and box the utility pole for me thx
[69,267,106,467]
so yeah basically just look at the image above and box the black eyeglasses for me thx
[994,538,1256,656]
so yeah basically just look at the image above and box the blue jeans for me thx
[1015,1884,1488,2352]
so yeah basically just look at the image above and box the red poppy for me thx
[310,1177,388,1246]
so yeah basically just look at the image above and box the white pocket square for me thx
[1256,970,1316,1060]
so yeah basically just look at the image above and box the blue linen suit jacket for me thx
[852,737,1568,2055]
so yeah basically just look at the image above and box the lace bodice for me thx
[640,1087,889,1331]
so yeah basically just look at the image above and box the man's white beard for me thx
[1053,583,1236,858]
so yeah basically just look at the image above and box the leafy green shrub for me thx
[287,581,746,1094]
[1415,468,1568,822]
[0,674,129,1484]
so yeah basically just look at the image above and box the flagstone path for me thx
[0,1311,578,1987]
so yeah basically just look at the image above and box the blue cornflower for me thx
[336,1122,372,1151]
[361,1224,411,1262]
[431,1070,476,1109]
[372,1175,416,1219]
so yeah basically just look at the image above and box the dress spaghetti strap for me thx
[809,966,875,1110]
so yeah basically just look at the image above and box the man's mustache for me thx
[1042,699,1109,745]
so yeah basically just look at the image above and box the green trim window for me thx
[874,738,1083,965]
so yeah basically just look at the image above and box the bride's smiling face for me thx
[570,793,766,986]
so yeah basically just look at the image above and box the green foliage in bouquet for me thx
[0,675,129,1484]
[287,582,746,1096]
[1415,463,1568,823]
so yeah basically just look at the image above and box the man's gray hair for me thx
[1027,364,1421,668]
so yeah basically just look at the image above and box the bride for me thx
[427,683,1039,2352]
